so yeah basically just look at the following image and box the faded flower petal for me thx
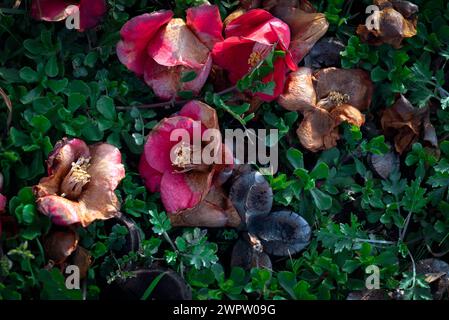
[278,67,316,112]
[43,228,79,264]
[31,0,72,22]
[78,0,107,31]
[297,108,339,152]
[314,68,374,111]
[356,0,418,48]
[330,104,366,127]
[381,95,436,154]
[186,5,224,49]
[169,186,241,227]
[117,11,174,75]
[147,18,210,69]
[271,6,329,64]
[36,195,81,226]
[138,154,162,193]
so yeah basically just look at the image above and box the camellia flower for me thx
[33,138,125,227]
[139,100,240,227]
[31,0,107,31]
[117,5,223,100]
[212,9,298,101]
[356,0,418,48]
[278,67,374,152]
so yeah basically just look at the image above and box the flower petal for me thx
[36,195,81,226]
[272,6,329,64]
[160,170,213,213]
[330,104,366,127]
[255,57,287,101]
[297,108,339,152]
[34,138,90,198]
[79,0,107,30]
[178,100,219,130]
[74,144,124,227]
[31,0,70,22]
[43,228,79,264]
[147,18,210,69]
[314,68,374,111]
[117,10,173,75]
[0,193,6,213]
[186,5,224,49]
[278,67,316,111]
[138,154,162,193]
[225,9,291,50]
[169,186,241,227]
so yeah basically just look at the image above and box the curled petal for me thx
[330,104,366,127]
[138,154,162,193]
[117,11,173,75]
[186,5,224,49]
[356,3,418,48]
[79,0,107,30]
[178,100,219,130]
[169,186,241,227]
[314,68,374,111]
[297,108,339,152]
[36,195,81,226]
[31,0,71,22]
[147,18,210,69]
[43,229,79,264]
[34,138,90,198]
[160,170,214,214]
[272,6,329,64]
[278,67,316,112]
[225,9,291,50]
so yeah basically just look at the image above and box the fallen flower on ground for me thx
[139,100,239,227]
[33,138,125,227]
[356,0,418,48]
[381,94,438,154]
[31,0,107,31]
[279,67,373,152]
[117,5,223,100]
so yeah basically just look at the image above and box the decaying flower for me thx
[33,138,125,227]
[381,94,438,154]
[139,100,240,227]
[212,9,298,101]
[279,67,373,152]
[117,5,223,100]
[31,0,107,31]
[356,0,419,48]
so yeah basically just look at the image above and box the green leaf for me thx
[310,188,332,211]
[287,148,304,169]
[141,272,167,300]
[19,67,39,83]
[181,71,197,82]
[30,115,51,133]
[310,162,329,180]
[45,56,59,77]
[96,96,116,120]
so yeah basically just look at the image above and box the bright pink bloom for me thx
[31,0,107,31]
[33,138,125,227]
[212,9,297,101]
[117,5,223,100]
[139,101,232,216]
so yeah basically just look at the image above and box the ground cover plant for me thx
[0,0,449,300]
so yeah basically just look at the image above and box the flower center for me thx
[60,157,91,200]
[172,143,192,168]
[328,91,350,106]
[248,51,263,68]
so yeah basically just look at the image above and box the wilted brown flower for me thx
[356,0,418,48]
[33,138,125,227]
[381,94,438,154]
[279,67,373,152]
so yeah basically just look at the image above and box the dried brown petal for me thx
[278,67,316,112]
[297,108,339,152]
[314,68,374,111]
[330,104,366,127]
[69,247,92,279]
[43,228,79,264]
[356,1,418,48]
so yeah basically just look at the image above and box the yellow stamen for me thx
[172,143,192,168]
[248,51,263,68]
[328,91,350,107]
[60,157,91,200]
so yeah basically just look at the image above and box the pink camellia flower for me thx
[139,100,240,227]
[212,9,298,101]
[117,5,223,100]
[33,138,125,227]
[31,0,107,31]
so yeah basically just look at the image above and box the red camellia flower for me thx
[31,0,107,31]
[212,9,298,101]
[33,138,125,227]
[139,100,239,228]
[117,5,223,101]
